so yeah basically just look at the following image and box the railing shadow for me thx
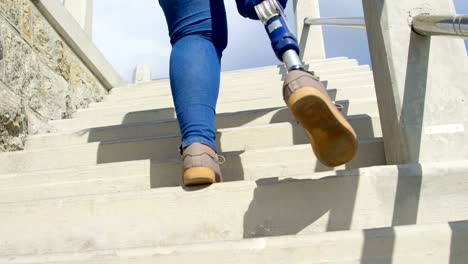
[359,0,430,261]
[449,221,468,264]
[241,68,377,237]
[360,163,423,263]
[243,172,360,238]
[241,163,426,260]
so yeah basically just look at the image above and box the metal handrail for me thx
[304,15,468,40]
[304,17,366,29]
[412,14,468,39]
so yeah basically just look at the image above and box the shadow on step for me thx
[242,163,425,263]
[87,108,378,188]
[270,102,377,173]
[449,221,468,264]
[88,76,376,189]
[360,164,423,264]
[242,171,361,238]
[359,7,430,262]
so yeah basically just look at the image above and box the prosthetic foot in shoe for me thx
[182,143,223,186]
[283,70,358,167]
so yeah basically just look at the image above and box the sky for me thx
[93,0,468,82]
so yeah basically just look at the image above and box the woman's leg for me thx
[159,0,227,154]
[159,0,227,185]
[170,36,221,153]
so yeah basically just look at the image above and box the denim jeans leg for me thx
[159,0,228,153]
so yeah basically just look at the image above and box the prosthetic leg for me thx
[254,0,358,167]
[254,0,303,71]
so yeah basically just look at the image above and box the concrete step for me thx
[314,64,370,75]
[28,111,381,149]
[103,66,371,103]
[216,57,350,78]
[0,160,152,203]
[1,162,467,256]
[107,57,353,95]
[220,58,357,79]
[0,120,384,175]
[89,73,375,115]
[50,107,176,132]
[93,84,376,111]
[3,220,467,264]
[129,140,385,188]
[102,76,375,103]
[0,141,385,202]
[92,85,376,110]
[108,64,371,98]
[52,98,378,132]
[217,64,370,85]
[216,66,371,90]
[106,71,373,103]
[218,66,367,90]
[74,91,377,120]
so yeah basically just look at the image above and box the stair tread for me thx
[107,57,353,94]
[1,162,467,257]
[0,135,385,175]
[55,98,378,132]
[1,53,466,263]
[106,75,373,102]
[0,140,386,202]
[2,220,467,264]
[92,85,376,109]
[27,112,381,150]
[75,91,376,116]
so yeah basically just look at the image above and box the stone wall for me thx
[0,0,107,152]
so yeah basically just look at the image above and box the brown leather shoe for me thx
[182,143,223,186]
[283,70,358,167]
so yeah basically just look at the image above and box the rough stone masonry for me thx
[0,0,107,152]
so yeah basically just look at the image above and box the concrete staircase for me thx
[1,57,467,263]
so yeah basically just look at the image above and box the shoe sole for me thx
[183,167,216,186]
[287,87,358,167]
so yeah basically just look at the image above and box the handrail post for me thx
[63,0,93,38]
[293,0,325,61]
[362,0,468,164]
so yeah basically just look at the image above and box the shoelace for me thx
[182,151,226,165]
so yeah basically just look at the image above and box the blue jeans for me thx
[159,0,287,153]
